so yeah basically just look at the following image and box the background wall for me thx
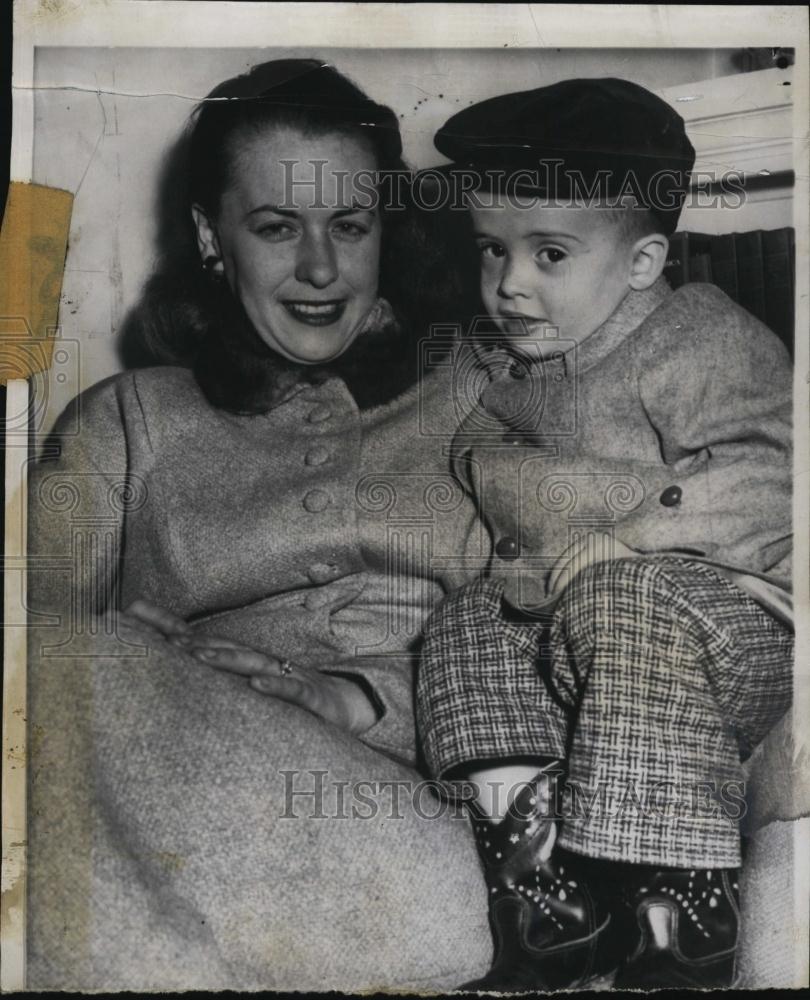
[31,47,791,430]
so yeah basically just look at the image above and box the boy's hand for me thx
[547,536,638,598]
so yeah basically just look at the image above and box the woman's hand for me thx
[547,537,639,598]
[178,634,380,736]
[118,601,380,734]
[119,599,192,639]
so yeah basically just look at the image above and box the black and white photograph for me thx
[1,1,808,993]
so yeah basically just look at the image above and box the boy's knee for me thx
[424,577,505,638]
[555,556,727,659]
[562,555,693,602]
[556,556,686,637]
[560,555,646,602]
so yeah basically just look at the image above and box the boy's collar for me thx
[479,276,671,379]
[573,276,671,375]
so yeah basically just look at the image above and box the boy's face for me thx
[469,197,636,357]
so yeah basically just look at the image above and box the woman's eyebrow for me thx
[244,204,298,220]
[244,201,375,221]
[331,204,375,218]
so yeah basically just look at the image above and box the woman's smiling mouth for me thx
[283,300,347,326]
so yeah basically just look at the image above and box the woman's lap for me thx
[27,633,489,991]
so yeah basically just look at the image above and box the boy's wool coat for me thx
[450,278,793,611]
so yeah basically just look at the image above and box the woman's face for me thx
[196,124,382,365]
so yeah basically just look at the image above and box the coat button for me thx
[307,563,340,584]
[495,536,520,560]
[660,485,682,507]
[305,445,330,466]
[509,359,528,380]
[303,489,330,512]
[307,405,332,423]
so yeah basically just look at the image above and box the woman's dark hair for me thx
[122,59,477,412]
[188,59,403,215]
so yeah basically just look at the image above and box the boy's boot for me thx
[460,773,620,992]
[614,866,740,988]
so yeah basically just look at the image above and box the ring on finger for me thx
[279,659,293,676]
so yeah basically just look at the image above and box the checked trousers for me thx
[416,557,793,868]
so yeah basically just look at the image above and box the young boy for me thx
[416,78,793,990]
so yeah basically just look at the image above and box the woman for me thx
[26,59,489,991]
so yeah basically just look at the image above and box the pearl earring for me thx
[202,256,224,281]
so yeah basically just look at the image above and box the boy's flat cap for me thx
[434,77,696,233]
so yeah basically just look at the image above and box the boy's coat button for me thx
[495,536,520,560]
[660,485,683,507]
[509,360,529,379]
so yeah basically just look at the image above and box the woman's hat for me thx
[433,77,696,233]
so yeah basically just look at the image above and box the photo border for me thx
[4,1,808,991]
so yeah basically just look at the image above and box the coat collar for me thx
[476,276,672,383]
[572,276,672,376]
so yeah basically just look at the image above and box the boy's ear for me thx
[628,233,669,290]
[191,204,224,272]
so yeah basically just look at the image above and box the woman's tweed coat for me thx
[26,359,493,991]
